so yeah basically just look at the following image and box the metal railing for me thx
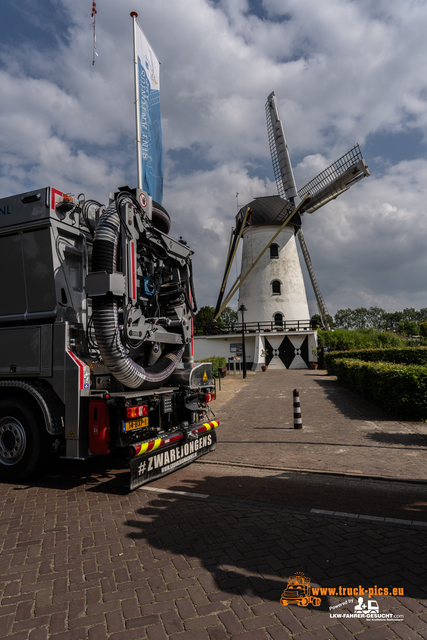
[195,319,315,336]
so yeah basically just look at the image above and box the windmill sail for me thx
[296,228,330,330]
[266,92,298,203]
[298,144,370,214]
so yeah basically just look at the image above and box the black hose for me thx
[91,199,184,389]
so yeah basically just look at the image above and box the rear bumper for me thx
[129,421,219,490]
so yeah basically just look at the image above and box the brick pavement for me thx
[207,369,427,480]
[2,368,427,639]
[1,477,427,640]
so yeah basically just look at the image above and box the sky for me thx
[1,0,427,318]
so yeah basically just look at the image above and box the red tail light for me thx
[204,392,215,402]
[126,404,149,419]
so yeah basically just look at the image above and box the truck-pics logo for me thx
[280,573,321,607]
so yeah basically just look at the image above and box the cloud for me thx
[1,0,427,316]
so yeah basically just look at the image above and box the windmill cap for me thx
[237,195,301,229]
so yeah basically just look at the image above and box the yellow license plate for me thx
[124,417,149,432]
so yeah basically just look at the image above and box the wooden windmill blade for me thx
[297,144,370,215]
[266,91,332,330]
[266,91,298,203]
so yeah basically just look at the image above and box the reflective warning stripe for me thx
[132,421,220,458]
[50,187,63,211]
[134,434,183,457]
[67,350,85,390]
[197,420,219,433]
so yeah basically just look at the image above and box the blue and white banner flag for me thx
[134,23,163,204]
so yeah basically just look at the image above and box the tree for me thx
[195,306,215,333]
[310,314,322,328]
[366,306,386,329]
[419,321,427,338]
[220,307,238,330]
[402,307,420,323]
[311,313,335,329]
[334,308,354,329]
[397,319,419,336]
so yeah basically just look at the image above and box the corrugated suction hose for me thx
[91,200,184,389]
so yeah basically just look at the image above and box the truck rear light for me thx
[204,392,215,402]
[89,399,110,455]
[126,404,149,419]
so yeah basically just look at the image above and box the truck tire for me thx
[0,399,49,482]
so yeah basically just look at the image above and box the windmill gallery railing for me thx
[195,319,317,336]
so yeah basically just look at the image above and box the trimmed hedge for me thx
[327,358,427,420]
[325,347,427,373]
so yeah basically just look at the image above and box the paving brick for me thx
[126,614,160,630]
[161,610,184,634]
[15,599,34,621]
[88,625,107,640]
[185,614,221,630]
[171,630,210,640]
[252,601,285,616]
[121,598,141,619]
[218,610,244,635]
[327,624,356,640]
[28,626,48,640]
[266,625,292,639]
[355,626,400,639]
[230,597,253,619]
[294,629,333,640]
[207,627,229,640]
[0,613,14,637]
[176,597,197,619]
[147,626,168,640]
[106,610,125,633]
[188,585,210,606]
[392,622,425,640]
[197,602,228,617]
[230,630,270,640]
[275,608,306,634]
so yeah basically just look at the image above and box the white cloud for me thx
[1,0,427,315]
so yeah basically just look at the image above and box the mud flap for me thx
[130,429,217,490]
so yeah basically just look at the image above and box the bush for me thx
[195,356,226,376]
[318,328,407,351]
[327,358,427,420]
[325,347,427,374]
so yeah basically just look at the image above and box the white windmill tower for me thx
[214,91,370,369]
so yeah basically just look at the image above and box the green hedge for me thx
[327,358,427,420]
[325,347,427,374]
[195,356,227,376]
[318,328,407,350]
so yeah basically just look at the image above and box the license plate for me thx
[123,417,149,432]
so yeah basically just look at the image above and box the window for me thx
[270,243,279,259]
[274,313,284,327]
[272,280,281,295]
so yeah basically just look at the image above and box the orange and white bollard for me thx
[293,388,302,429]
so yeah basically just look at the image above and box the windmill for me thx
[214,91,370,332]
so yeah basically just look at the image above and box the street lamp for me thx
[239,304,247,379]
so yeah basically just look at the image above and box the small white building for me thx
[194,326,317,371]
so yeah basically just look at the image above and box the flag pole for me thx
[130,11,143,190]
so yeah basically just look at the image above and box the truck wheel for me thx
[0,399,48,482]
